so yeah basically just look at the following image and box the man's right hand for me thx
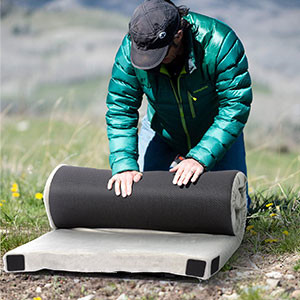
[107,171,143,198]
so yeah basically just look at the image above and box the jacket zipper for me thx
[187,91,196,119]
[169,75,192,150]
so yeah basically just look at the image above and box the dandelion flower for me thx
[12,183,18,189]
[12,192,20,198]
[33,297,42,300]
[264,238,278,243]
[1,200,6,203]
[11,183,19,192]
[270,213,277,217]
[266,203,273,208]
[0,203,3,207]
[246,225,254,231]
[11,186,18,192]
[35,193,43,200]
[282,230,289,236]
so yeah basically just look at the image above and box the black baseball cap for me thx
[129,0,180,70]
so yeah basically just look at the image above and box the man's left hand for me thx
[169,158,204,186]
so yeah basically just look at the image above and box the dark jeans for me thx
[138,116,251,207]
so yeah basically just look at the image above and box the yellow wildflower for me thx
[11,186,18,192]
[246,225,254,231]
[12,192,20,198]
[264,238,278,243]
[270,213,277,217]
[35,193,43,200]
[33,297,42,300]
[11,183,19,192]
[250,230,257,235]
[1,200,6,203]
[0,203,3,207]
[282,230,289,236]
[266,203,273,208]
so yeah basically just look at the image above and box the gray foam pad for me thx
[3,164,247,279]
[3,228,243,280]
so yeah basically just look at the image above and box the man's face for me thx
[162,30,184,64]
[162,43,179,64]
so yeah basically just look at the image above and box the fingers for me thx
[182,169,195,185]
[172,166,184,185]
[107,176,117,190]
[172,159,204,186]
[133,172,142,183]
[126,175,132,197]
[107,177,114,190]
[107,171,143,198]
[169,164,179,173]
[121,178,127,198]
[191,168,203,183]
[114,178,121,196]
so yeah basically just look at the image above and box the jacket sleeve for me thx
[187,30,252,170]
[106,36,143,176]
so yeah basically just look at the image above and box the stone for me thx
[291,290,300,299]
[222,293,239,300]
[117,294,128,300]
[74,278,80,283]
[44,283,52,288]
[285,274,295,280]
[271,288,285,297]
[77,295,95,300]
[35,286,42,293]
[266,279,280,288]
[236,271,252,278]
[265,271,283,279]
[243,285,269,294]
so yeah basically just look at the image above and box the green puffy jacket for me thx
[106,12,252,176]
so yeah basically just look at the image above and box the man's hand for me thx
[107,171,143,198]
[169,158,204,186]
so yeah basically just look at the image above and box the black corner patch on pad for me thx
[185,259,206,277]
[211,256,220,275]
[6,255,25,271]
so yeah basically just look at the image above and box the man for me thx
[106,0,252,204]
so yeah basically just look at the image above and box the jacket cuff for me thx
[186,147,217,171]
[111,157,139,176]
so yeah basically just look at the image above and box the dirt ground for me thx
[1,243,299,300]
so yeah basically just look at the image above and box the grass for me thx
[238,287,266,300]
[0,107,300,257]
[245,191,300,254]
[1,75,110,116]
[246,148,300,192]
[0,104,110,253]
[33,76,110,114]
[294,259,300,272]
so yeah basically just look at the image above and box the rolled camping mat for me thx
[43,165,247,236]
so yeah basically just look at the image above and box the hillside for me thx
[1,0,300,148]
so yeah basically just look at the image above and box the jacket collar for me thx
[185,28,198,74]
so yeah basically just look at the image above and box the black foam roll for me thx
[44,165,246,235]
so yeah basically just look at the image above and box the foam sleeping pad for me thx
[4,164,248,279]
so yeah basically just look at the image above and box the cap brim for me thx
[131,41,169,70]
